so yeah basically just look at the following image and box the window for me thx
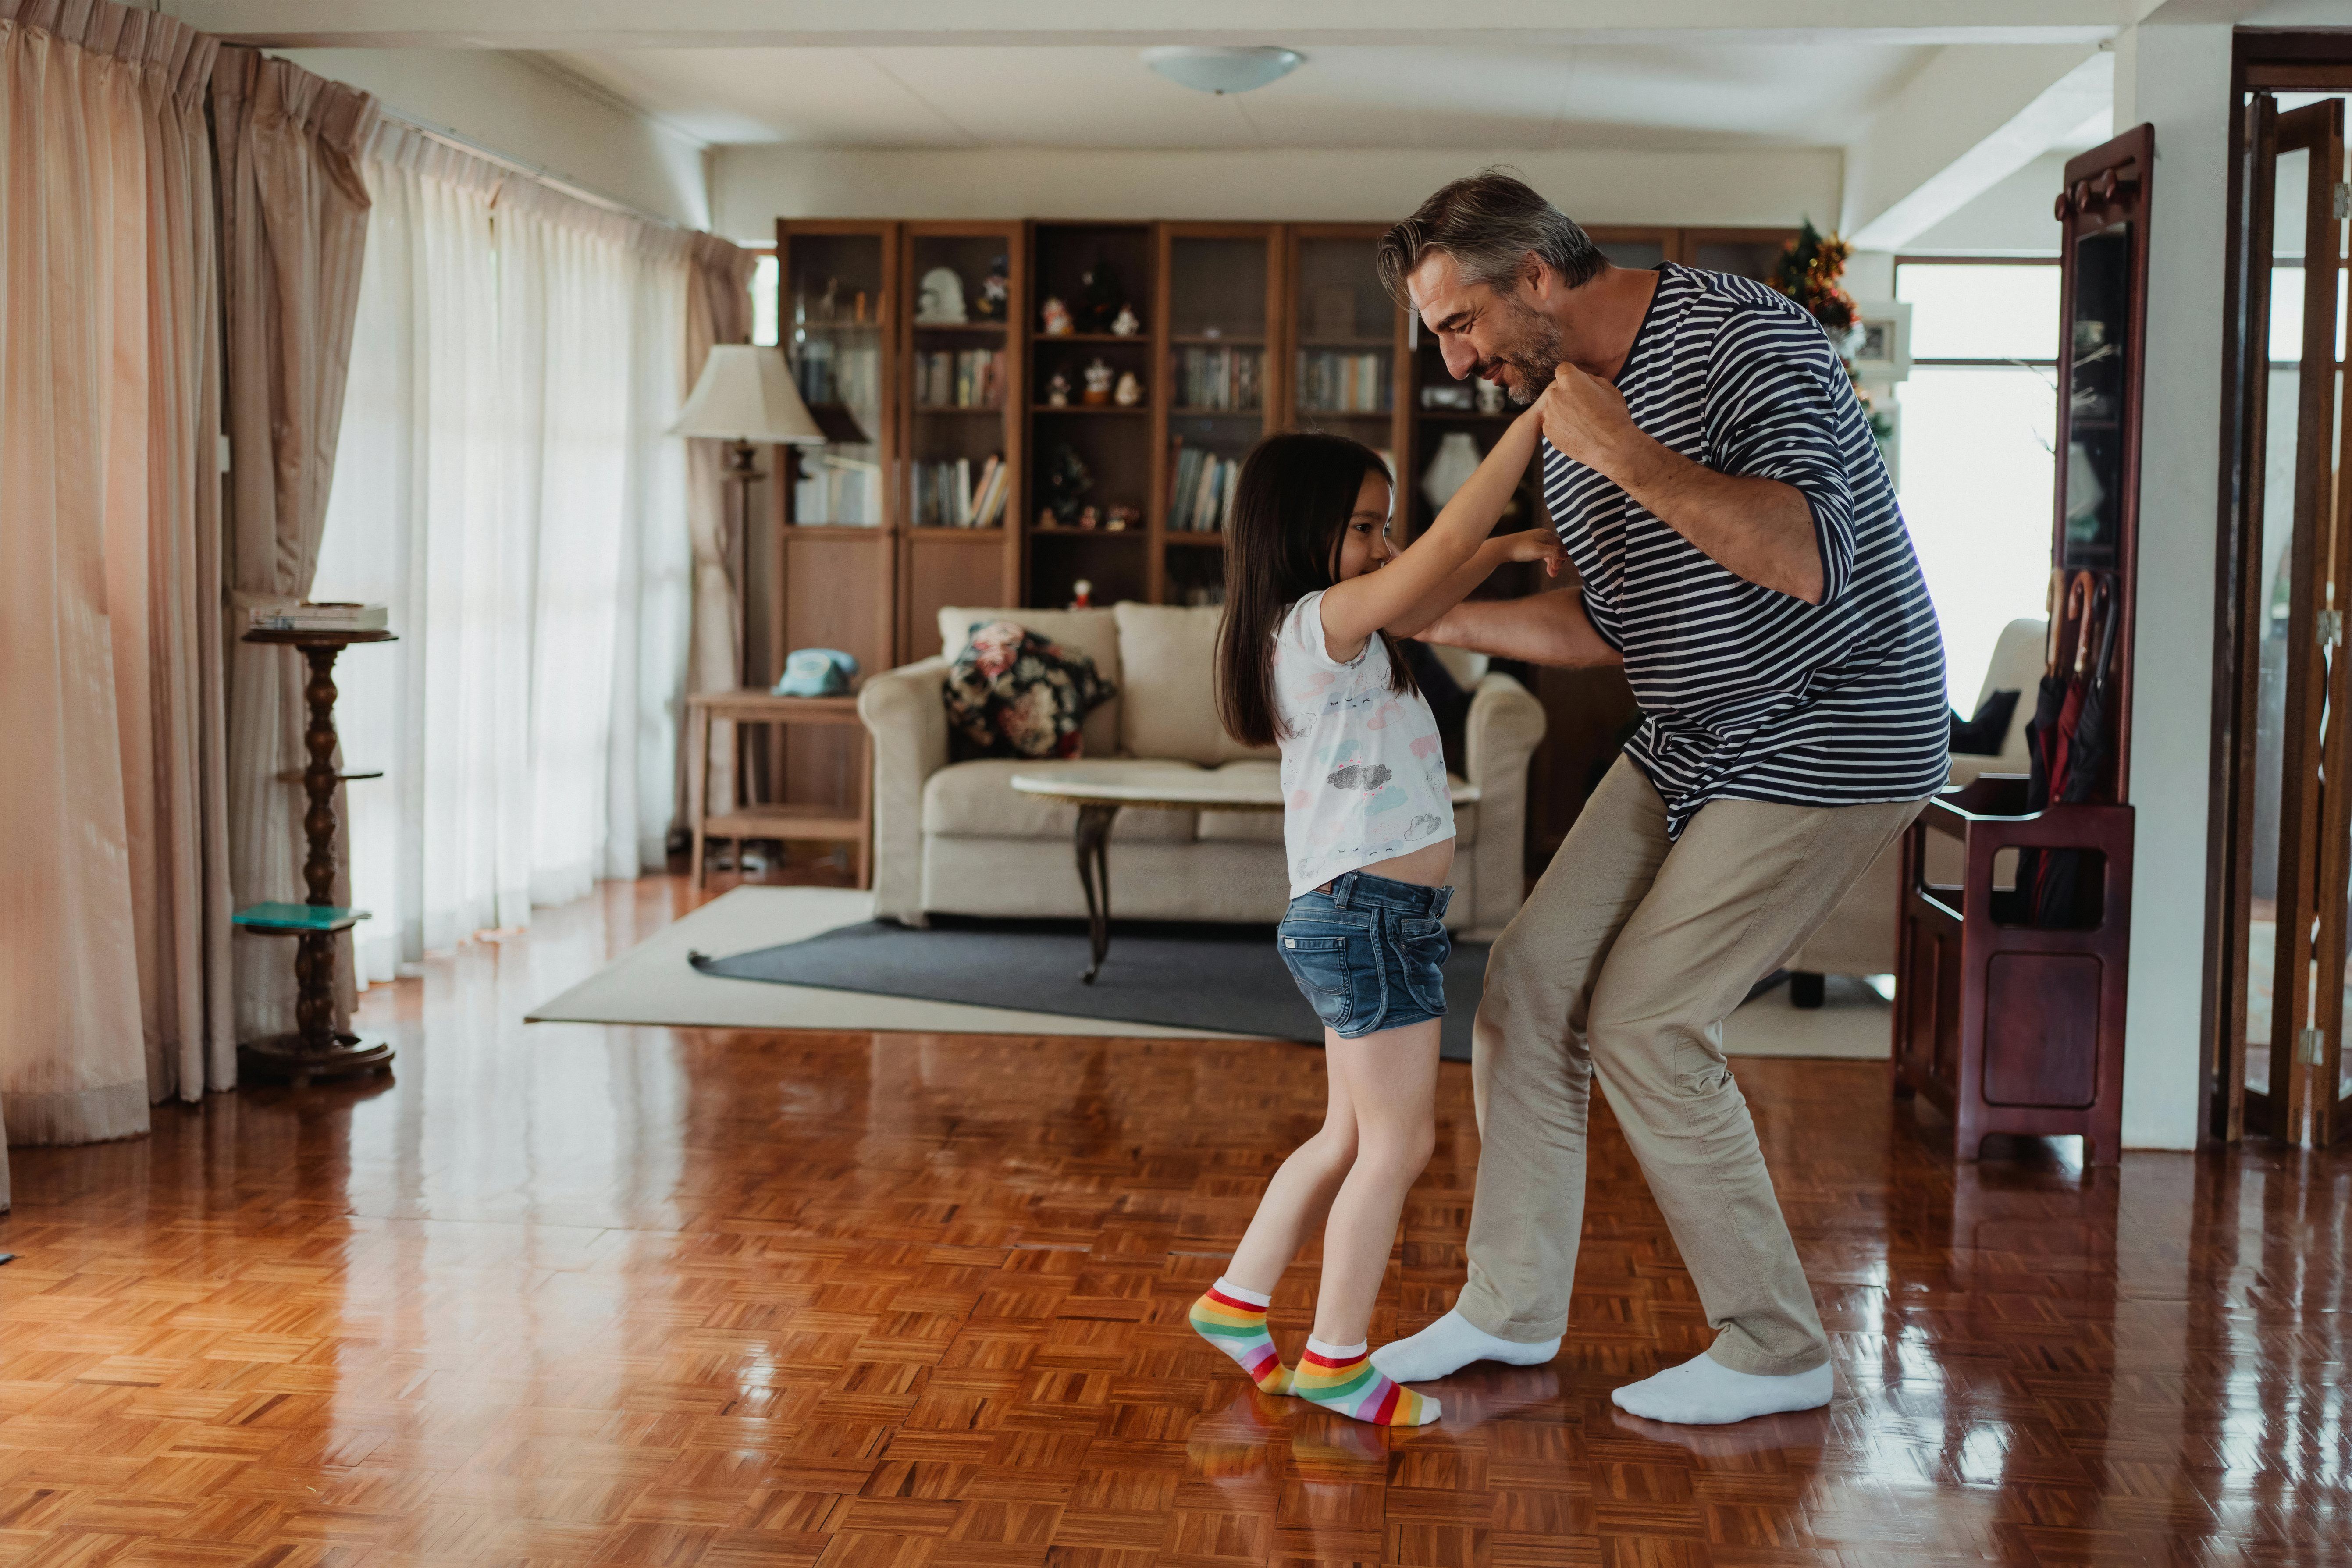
[751,248,779,347]
[1893,259,2062,708]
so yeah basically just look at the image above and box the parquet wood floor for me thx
[2,871,2347,1568]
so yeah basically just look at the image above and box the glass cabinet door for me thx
[2224,96,2352,1145]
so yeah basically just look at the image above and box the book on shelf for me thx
[1296,349,1389,415]
[914,452,1009,527]
[1176,346,1262,412]
[916,348,1004,409]
[245,599,388,633]
[1166,441,1241,533]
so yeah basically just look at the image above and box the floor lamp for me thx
[669,343,828,686]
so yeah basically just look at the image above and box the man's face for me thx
[1406,250,1564,406]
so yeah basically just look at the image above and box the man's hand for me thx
[1498,529,1566,577]
[1538,363,1644,476]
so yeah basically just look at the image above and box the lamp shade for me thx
[669,343,825,444]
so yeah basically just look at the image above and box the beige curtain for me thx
[684,234,758,825]
[0,0,229,1145]
[213,47,378,1048]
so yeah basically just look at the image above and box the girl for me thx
[1193,410,1559,1426]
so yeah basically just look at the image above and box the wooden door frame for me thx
[2207,93,2351,1144]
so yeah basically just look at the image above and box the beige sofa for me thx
[1788,615,2049,983]
[858,603,1549,940]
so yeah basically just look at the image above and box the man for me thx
[1369,171,1946,1425]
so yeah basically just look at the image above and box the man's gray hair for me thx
[1375,167,1605,308]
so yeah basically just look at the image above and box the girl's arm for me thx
[1386,529,1564,640]
[1319,403,1544,659]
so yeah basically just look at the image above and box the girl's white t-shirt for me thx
[1270,591,1455,900]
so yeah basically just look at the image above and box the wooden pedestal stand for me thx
[235,627,396,1088]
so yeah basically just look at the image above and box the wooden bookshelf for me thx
[899,220,1025,661]
[1153,223,1281,605]
[774,219,898,818]
[1279,225,1413,498]
[1025,221,1159,609]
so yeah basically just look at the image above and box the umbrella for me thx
[2035,579,2120,927]
[2016,571,2085,921]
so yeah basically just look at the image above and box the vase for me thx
[1421,431,1482,511]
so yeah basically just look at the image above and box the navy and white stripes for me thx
[1543,263,1948,836]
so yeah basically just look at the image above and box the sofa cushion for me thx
[1112,602,1274,765]
[940,606,1122,757]
[922,759,1195,842]
[942,621,1115,760]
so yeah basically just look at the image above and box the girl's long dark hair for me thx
[1216,432,1416,749]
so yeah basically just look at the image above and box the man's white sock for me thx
[1370,1309,1559,1383]
[1609,1351,1832,1426]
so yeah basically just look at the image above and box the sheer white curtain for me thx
[314,128,690,983]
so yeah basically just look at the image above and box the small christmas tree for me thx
[1768,220,1893,450]
[1767,219,1857,338]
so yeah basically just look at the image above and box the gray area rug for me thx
[688,917,1490,1060]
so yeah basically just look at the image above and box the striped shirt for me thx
[1541,263,1947,836]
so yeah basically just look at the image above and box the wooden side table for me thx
[687,690,872,891]
[235,627,397,1086]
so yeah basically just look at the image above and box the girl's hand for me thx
[1500,529,1566,577]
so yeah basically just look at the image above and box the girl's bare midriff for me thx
[1321,836,1455,893]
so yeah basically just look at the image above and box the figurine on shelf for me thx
[1077,505,1101,530]
[1041,441,1093,524]
[1111,304,1140,338]
[1037,507,1057,530]
[1041,295,1074,336]
[1113,370,1142,407]
[1070,578,1094,610]
[1079,262,1123,332]
[1475,376,1507,414]
[915,266,968,324]
[1046,367,1072,407]
[1082,358,1114,405]
[1106,504,1140,532]
[973,254,1010,321]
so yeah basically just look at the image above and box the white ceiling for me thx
[546,41,1942,153]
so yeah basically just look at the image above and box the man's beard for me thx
[1481,296,1565,405]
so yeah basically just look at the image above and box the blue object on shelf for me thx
[775,647,858,697]
[233,902,370,933]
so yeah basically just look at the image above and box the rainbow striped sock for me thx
[1189,1279,1293,1395]
[1295,1336,1441,1426]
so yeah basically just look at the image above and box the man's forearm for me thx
[1419,587,1621,668]
[1604,437,1824,604]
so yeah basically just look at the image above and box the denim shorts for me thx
[1276,871,1453,1039]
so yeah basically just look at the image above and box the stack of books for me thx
[1167,444,1241,533]
[1175,347,1263,412]
[913,453,1011,528]
[1295,351,1390,415]
[246,600,388,633]
[916,349,1004,409]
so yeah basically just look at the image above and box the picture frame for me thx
[1847,299,1912,383]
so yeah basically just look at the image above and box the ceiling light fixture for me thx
[1141,45,1304,96]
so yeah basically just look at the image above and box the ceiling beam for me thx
[1841,44,2112,251]
[164,0,2171,50]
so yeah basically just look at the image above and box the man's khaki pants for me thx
[1455,756,1924,1376]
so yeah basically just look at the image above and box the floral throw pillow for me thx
[942,620,1116,759]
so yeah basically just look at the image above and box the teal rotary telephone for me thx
[775,648,858,697]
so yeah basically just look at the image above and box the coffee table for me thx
[1010,763,1480,983]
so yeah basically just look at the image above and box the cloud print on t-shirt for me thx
[1326,762,1392,792]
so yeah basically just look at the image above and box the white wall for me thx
[710,144,1844,242]
[277,49,709,229]
[2110,19,2235,1150]
[1904,150,2071,255]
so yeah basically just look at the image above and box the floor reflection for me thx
[0,871,2341,1564]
